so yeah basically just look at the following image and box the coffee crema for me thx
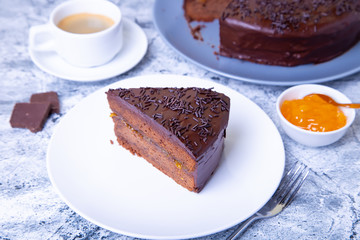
[57,13,114,34]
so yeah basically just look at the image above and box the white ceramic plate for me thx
[29,18,147,81]
[153,0,360,85]
[47,75,285,239]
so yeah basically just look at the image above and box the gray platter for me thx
[153,0,360,86]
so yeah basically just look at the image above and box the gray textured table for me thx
[1,0,360,239]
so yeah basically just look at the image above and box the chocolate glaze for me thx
[106,87,230,192]
[219,0,360,66]
[195,129,225,191]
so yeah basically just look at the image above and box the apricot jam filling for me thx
[114,114,191,173]
[281,94,347,132]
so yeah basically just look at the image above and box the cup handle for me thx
[29,24,56,52]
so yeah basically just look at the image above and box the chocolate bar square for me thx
[30,91,60,114]
[10,102,51,133]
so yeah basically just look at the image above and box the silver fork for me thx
[227,162,309,240]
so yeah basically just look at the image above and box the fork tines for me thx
[276,162,309,208]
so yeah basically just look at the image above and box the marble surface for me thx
[1,0,360,239]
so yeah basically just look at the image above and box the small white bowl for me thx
[276,84,356,147]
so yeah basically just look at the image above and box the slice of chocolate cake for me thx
[106,87,230,193]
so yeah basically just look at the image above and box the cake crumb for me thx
[188,23,205,41]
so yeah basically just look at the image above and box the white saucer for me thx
[29,18,148,82]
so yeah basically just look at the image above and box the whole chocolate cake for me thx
[184,0,360,66]
[106,87,230,193]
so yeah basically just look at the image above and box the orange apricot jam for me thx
[281,94,347,132]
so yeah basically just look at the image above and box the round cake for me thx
[184,0,360,66]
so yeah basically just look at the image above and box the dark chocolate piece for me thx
[10,102,51,133]
[30,91,60,114]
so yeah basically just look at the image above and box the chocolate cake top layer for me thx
[221,0,360,34]
[107,87,230,158]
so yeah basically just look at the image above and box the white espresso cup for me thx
[29,0,123,68]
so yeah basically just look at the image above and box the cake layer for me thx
[106,87,230,192]
[183,0,232,22]
[112,114,225,192]
[219,0,360,66]
[113,115,196,191]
